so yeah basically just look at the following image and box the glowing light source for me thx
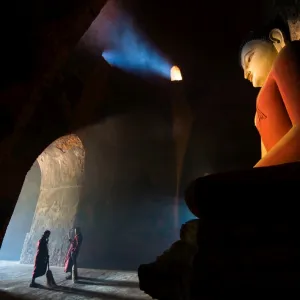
[170,66,182,81]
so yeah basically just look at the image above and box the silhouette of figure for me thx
[30,230,51,287]
[64,227,83,282]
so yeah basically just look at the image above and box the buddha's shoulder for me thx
[273,41,300,77]
[277,41,300,63]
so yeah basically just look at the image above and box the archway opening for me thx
[0,162,41,261]
[0,134,85,267]
[20,134,85,266]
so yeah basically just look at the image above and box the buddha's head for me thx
[240,17,290,88]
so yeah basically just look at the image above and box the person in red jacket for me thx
[30,230,51,287]
[64,227,83,281]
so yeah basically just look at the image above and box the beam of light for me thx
[170,66,183,81]
[171,88,193,229]
[101,2,172,79]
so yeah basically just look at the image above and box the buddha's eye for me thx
[248,52,254,63]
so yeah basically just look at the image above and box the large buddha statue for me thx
[184,15,300,219]
[241,16,300,168]
[183,16,300,294]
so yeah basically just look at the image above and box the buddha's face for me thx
[241,40,278,88]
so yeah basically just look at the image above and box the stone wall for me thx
[20,135,85,266]
[74,90,196,270]
[270,1,300,40]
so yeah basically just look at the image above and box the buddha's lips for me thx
[248,72,253,82]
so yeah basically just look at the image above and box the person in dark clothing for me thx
[30,230,51,287]
[64,227,83,281]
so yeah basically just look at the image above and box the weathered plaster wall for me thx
[0,162,41,261]
[269,1,300,40]
[20,135,85,266]
[75,91,195,270]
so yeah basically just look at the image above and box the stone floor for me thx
[0,260,151,300]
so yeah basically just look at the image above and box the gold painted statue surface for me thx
[240,17,300,167]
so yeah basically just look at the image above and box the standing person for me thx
[64,227,83,282]
[30,230,51,287]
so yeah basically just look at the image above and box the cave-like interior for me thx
[1,0,300,299]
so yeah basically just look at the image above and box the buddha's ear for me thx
[269,28,286,51]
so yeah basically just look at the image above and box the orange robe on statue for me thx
[255,40,300,167]
[184,41,300,219]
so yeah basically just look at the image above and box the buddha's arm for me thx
[255,45,300,168]
[254,125,300,167]
[261,139,267,158]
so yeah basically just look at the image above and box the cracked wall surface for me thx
[20,135,85,266]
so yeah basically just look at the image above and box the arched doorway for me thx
[0,161,41,261]
[20,134,85,266]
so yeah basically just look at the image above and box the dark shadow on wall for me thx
[0,161,41,260]
[76,112,178,270]
[74,73,184,270]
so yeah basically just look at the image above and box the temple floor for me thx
[0,260,150,300]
